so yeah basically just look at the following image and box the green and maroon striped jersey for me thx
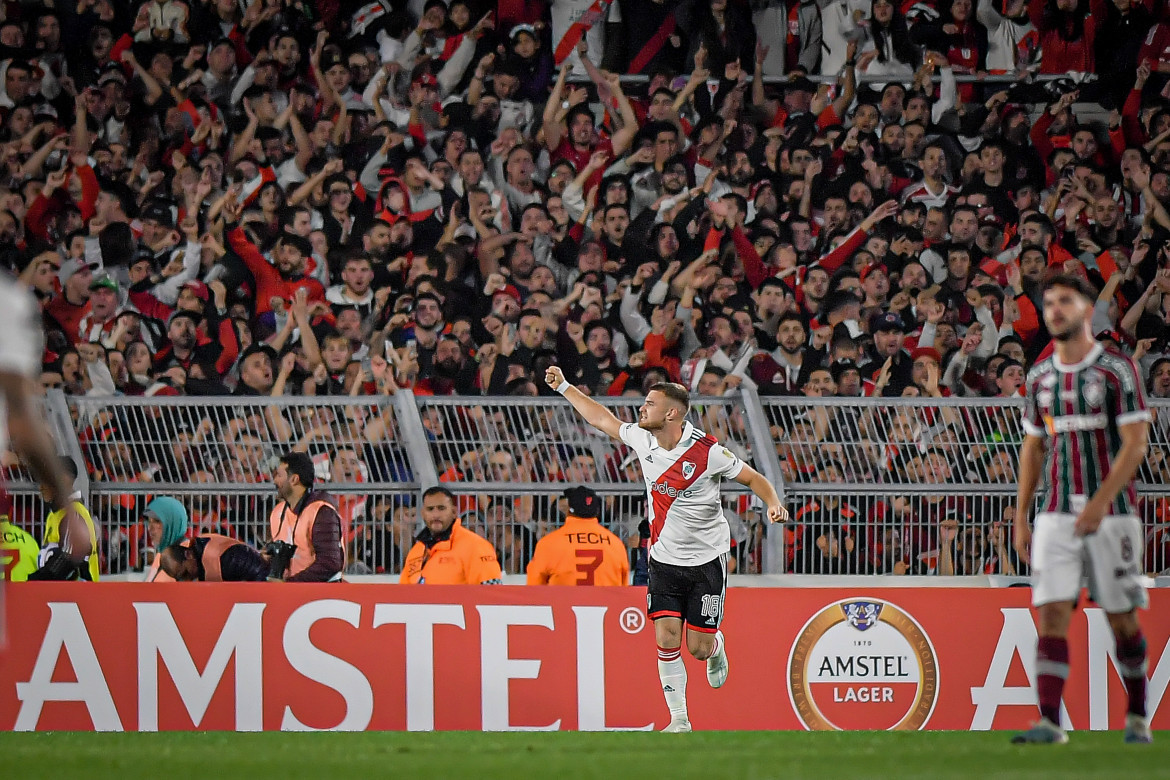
[1022,343,1151,516]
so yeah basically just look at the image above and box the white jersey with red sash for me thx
[619,421,743,566]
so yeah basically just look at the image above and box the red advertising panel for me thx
[1,584,1167,732]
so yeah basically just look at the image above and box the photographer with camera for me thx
[266,452,344,583]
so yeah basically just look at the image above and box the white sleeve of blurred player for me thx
[0,274,43,452]
[0,277,41,377]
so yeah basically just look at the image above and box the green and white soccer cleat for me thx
[1010,718,1069,744]
[1124,714,1153,744]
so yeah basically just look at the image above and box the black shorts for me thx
[647,555,727,634]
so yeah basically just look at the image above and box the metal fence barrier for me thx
[571,73,1069,86]
[761,396,1170,492]
[764,396,1032,490]
[68,392,423,493]
[4,392,1170,578]
[412,394,761,490]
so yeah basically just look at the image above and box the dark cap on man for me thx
[785,75,816,95]
[142,201,175,229]
[167,309,200,329]
[563,486,601,519]
[870,311,906,333]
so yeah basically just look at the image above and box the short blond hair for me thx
[649,382,690,413]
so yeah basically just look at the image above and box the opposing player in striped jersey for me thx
[546,366,788,732]
[1012,274,1153,745]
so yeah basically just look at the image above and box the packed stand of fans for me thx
[3,0,1170,578]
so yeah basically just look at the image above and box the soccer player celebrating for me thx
[1012,274,1153,745]
[545,365,789,732]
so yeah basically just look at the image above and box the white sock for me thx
[657,645,688,720]
[711,631,724,658]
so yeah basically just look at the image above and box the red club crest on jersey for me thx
[648,436,716,544]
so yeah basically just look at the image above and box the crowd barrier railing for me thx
[3,392,1169,577]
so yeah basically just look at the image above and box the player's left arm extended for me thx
[1087,421,1149,514]
[734,464,789,523]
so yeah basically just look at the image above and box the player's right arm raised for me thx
[545,365,624,440]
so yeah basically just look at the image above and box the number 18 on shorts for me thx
[646,555,728,633]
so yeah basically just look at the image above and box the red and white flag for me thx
[240,165,276,207]
[351,0,389,37]
[553,0,611,65]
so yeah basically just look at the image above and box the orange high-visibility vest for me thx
[269,495,336,578]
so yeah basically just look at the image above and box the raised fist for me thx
[545,364,566,390]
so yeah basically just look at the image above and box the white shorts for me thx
[1031,512,1148,613]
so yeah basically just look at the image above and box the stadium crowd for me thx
[4,0,1170,580]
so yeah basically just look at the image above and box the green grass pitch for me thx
[1,731,1166,779]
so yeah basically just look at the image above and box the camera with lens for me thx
[264,540,297,581]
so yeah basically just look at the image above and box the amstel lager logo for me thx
[787,598,938,731]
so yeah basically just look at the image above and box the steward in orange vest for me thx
[401,486,502,585]
[159,534,268,582]
[527,486,629,586]
[267,452,344,582]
